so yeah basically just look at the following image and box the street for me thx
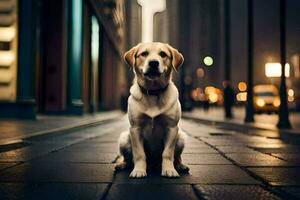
[1,0,300,199]
[0,116,300,199]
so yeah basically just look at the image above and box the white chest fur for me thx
[129,82,179,118]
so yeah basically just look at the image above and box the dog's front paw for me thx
[129,169,147,178]
[115,162,128,172]
[175,163,190,173]
[161,168,179,178]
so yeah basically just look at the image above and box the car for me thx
[253,84,280,114]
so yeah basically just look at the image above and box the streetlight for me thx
[265,63,290,77]
[137,0,166,42]
[277,0,291,129]
[245,0,254,122]
[224,0,231,81]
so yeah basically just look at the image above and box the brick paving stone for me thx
[200,138,244,146]
[92,134,123,143]
[194,185,281,200]
[70,142,118,149]
[252,146,300,154]
[216,146,258,153]
[248,167,300,186]
[0,162,17,171]
[237,137,284,145]
[106,184,199,200]
[183,146,219,154]
[35,151,117,163]
[271,153,300,164]
[248,144,289,149]
[0,145,62,162]
[185,142,209,148]
[182,153,232,165]
[277,186,300,199]
[114,165,258,184]
[0,183,36,200]
[65,146,119,154]
[0,163,114,182]
[26,183,108,200]
[226,153,288,167]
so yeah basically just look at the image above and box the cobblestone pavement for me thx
[0,117,299,199]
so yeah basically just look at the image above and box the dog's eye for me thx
[159,51,167,58]
[140,51,148,57]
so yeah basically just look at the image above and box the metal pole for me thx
[245,0,254,122]
[277,0,291,129]
[224,0,231,81]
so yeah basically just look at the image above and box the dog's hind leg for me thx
[115,131,133,171]
[174,130,189,173]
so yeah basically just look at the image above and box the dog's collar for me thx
[138,84,169,96]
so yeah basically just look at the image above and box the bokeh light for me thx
[238,82,247,92]
[203,56,213,66]
[196,68,205,78]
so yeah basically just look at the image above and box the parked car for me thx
[253,84,280,114]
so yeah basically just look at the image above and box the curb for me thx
[0,113,125,146]
[182,114,299,136]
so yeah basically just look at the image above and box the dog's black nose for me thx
[149,60,159,68]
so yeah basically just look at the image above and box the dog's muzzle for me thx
[144,60,161,78]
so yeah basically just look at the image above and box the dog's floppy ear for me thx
[168,45,184,72]
[124,45,139,67]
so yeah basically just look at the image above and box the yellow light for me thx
[288,96,294,102]
[0,27,16,42]
[256,99,265,107]
[273,98,281,107]
[204,86,215,95]
[0,70,13,84]
[203,56,213,66]
[265,63,290,77]
[209,93,218,103]
[0,51,15,66]
[238,82,247,92]
[288,89,294,97]
[236,92,247,101]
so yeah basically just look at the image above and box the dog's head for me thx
[124,42,184,90]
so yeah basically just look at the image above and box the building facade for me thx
[0,0,126,118]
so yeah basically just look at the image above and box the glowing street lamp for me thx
[137,0,166,42]
[203,56,214,66]
[265,63,290,77]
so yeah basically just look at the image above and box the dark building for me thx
[0,0,126,119]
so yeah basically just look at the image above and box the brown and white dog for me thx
[115,42,189,178]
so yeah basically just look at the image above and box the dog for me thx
[115,42,189,178]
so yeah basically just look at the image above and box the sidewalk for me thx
[183,107,300,134]
[0,117,298,199]
[0,111,124,145]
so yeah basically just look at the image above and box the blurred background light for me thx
[203,56,213,66]
[0,27,15,42]
[288,89,295,102]
[236,92,247,102]
[265,63,290,77]
[91,16,99,63]
[196,67,205,78]
[256,98,266,107]
[238,81,247,92]
[137,0,166,42]
[273,97,281,107]
[0,51,15,66]
[288,89,294,97]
